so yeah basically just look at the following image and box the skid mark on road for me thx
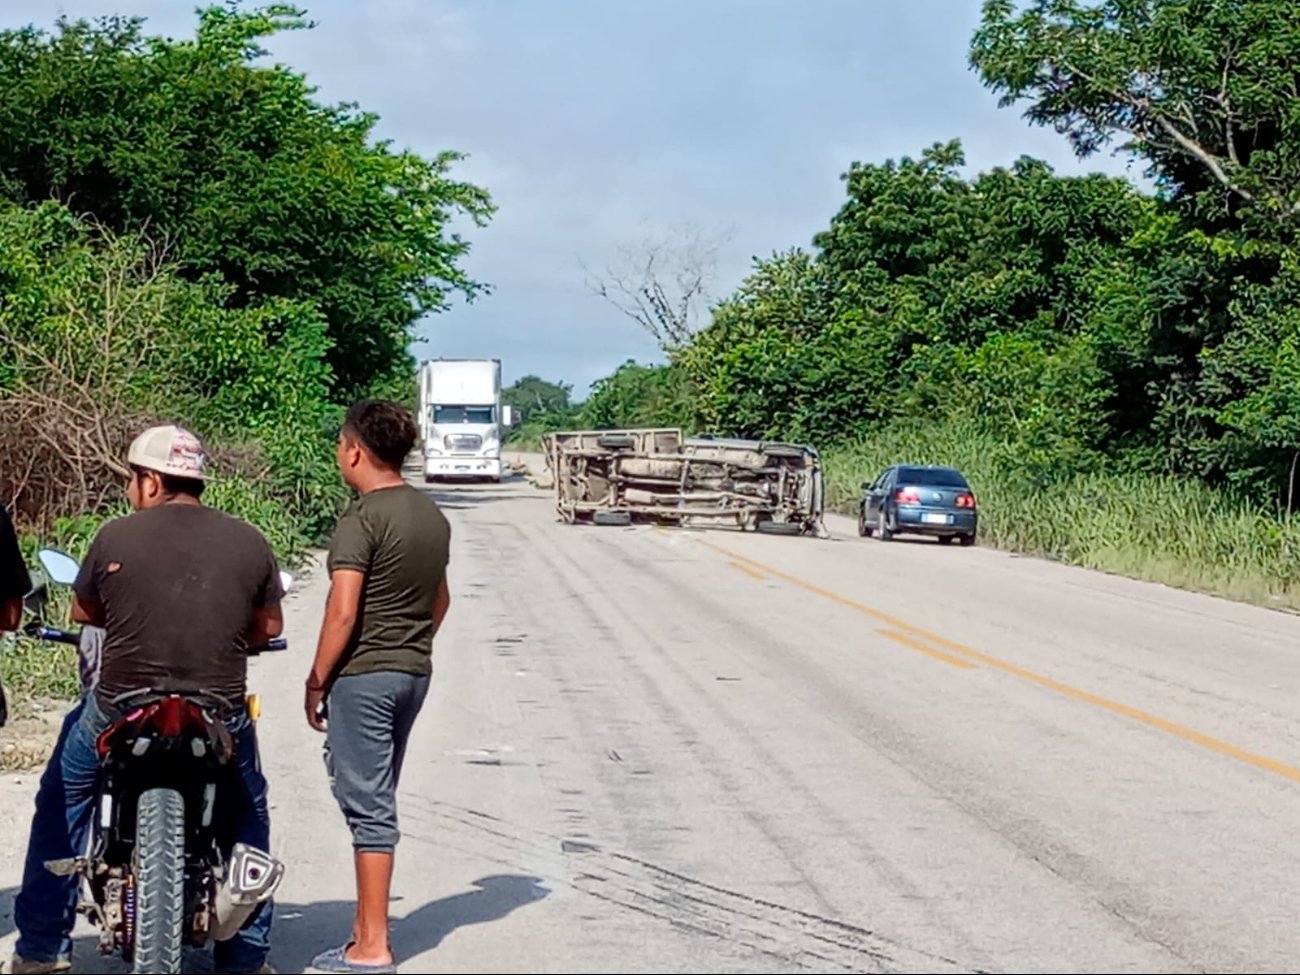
[400,797,984,974]
[698,538,1300,786]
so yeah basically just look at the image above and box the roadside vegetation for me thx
[520,0,1300,611]
[0,5,490,710]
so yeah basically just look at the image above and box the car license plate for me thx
[923,513,951,525]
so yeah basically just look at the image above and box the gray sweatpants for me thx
[323,671,430,852]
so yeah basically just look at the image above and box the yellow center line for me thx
[728,560,767,580]
[879,629,977,670]
[696,537,1300,784]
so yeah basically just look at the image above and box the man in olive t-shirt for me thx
[305,400,451,975]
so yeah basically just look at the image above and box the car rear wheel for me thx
[877,509,894,541]
[938,535,954,546]
[857,506,872,537]
[959,533,976,547]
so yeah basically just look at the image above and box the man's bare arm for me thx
[0,597,21,632]
[304,568,365,731]
[245,604,284,646]
[72,594,106,628]
[432,574,451,638]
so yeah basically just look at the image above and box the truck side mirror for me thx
[502,405,514,427]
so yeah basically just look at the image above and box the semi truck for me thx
[418,358,513,482]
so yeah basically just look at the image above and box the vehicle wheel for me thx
[760,443,805,458]
[593,510,632,527]
[877,509,894,541]
[597,433,636,449]
[938,535,954,546]
[959,533,976,547]
[133,788,186,974]
[857,506,872,537]
[756,520,801,536]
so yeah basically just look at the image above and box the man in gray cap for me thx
[9,424,284,975]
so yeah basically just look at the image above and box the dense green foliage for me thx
[0,4,491,400]
[0,4,489,561]
[0,201,342,556]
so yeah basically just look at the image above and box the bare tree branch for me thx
[581,223,731,351]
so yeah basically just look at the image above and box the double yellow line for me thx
[706,538,1300,784]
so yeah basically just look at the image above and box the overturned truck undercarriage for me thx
[544,428,827,537]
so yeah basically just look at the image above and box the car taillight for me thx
[956,492,976,508]
[895,487,921,505]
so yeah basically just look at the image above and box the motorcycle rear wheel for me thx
[132,788,186,974]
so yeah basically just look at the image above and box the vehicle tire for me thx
[959,533,976,547]
[593,510,632,527]
[877,509,894,541]
[760,443,805,459]
[133,788,186,975]
[597,433,636,449]
[938,535,954,546]
[857,506,871,537]
[756,520,801,536]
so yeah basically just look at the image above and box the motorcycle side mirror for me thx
[38,549,80,586]
[279,570,294,594]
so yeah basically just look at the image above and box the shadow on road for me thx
[415,471,548,512]
[0,873,549,973]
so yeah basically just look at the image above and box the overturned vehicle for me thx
[544,428,827,537]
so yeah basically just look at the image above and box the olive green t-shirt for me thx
[327,484,451,678]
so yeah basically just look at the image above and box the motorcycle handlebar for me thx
[247,638,287,655]
[23,623,81,646]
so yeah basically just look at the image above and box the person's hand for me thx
[305,677,328,732]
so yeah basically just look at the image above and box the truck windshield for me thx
[434,405,495,424]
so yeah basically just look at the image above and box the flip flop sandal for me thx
[309,945,397,974]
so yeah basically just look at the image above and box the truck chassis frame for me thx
[544,428,827,537]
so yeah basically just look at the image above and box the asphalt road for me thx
[4,462,1300,973]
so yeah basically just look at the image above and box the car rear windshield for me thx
[898,466,969,488]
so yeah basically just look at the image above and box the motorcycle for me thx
[22,547,292,974]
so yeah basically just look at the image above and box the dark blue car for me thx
[858,464,978,546]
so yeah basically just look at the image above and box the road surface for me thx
[4,463,1300,973]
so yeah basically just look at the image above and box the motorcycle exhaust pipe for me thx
[210,843,285,942]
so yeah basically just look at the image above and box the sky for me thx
[6,0,1145,397]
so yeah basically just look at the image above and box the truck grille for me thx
[445,433,483,452]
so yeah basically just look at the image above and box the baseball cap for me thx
[127,424,207,481]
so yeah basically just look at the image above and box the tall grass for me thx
[824,422,1300,610]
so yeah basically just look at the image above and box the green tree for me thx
[970,0,1300,233]
[503,375,573,426]
[580,361,696,431]
[0,4,492,398]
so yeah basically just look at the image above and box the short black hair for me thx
[131,464,205,499]
[343,399,418,470]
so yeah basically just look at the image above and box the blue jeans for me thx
[14,696,274,973]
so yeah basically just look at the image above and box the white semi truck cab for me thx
[418,358,513,482]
